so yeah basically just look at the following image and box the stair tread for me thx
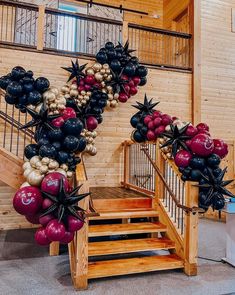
[88,238,175,256]
[89,209,158,220]
[88,222,166,237]
[88,254,184,279]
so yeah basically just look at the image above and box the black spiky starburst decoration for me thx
[20,106,60,131]
[118,40,136,58]
[132,94,159,119]
[107,68,129,94]
[62,59,87,84]
[196,167,234,207]
[160,124,191,157]
[41,179,90,225]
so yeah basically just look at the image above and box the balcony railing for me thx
[0,0,192,71]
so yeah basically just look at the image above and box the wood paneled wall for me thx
[0,48,192,187]
[201,0,235,140]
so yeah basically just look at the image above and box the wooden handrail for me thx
[140,144,203,213]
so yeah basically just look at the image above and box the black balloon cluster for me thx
[0,66,50,112]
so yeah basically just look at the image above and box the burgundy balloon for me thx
[61,107,76,121]
[86,116,98,131]
[146,130,155,141]
[45,219,66,242]
[41,172,70,196]
[118,92,128,103]
[174,150,193,168]
[13,186,43,216]
[153,111,162,118]
[42,198,54,210]
[67,215,84,232]
[154,125,165,136]
[153,117,162,127]
[133,76,141,85]
[147,121,155,131]
[51,116,65,128]
[35,227,51,246]
[213,139,228,159]
[161,114,172,126]
[39,214,55,227]
[143,115,152,126]
[186,125,198,137]
[60,231,75,244]
[84,75,96,85]
[196,122,209,132]
[25,213,40,224]
[129,86,138,96]
[190,134,214,156]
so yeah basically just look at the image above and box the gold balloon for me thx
[90,146,97,156]
[30,156,40,168]
[55,168,67,177]
[103,63,109,70]
[24,168,33,178]
[27,170,44,186]
[23,161,31,171]
[108,93,114,100]
[48,160,59,170]
[60,164,68,172]
[110,100,118,108]
[100,69,106,75]
[40,165,48,174]
[67,171,73,178]
[86,67,95,76]
[114,93,119,99]
[70,89,79,97]
[50,86,59,96]
[41,157,50,165]
[93,63,102,72]
[95,72,103,82]
[20,182,31,188]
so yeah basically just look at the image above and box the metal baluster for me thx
[181,183,185,235]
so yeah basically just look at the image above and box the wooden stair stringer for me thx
[0,147,24,189]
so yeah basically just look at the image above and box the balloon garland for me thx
[130,95,234,212]
[0,41,148,246]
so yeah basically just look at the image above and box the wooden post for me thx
[122,20,129,43]
[183,181,199,276]
[155,143,165,203]
[37,5,45,51]
[191,0,201,125]
[49,242,60,256]
[123,141,130,187]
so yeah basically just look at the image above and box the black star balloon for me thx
[118,40,136,58]
[160,124,191,157]
[41,179,90,224]
[62,59,87,84]
[107,68,129,94]
[132,94,159,119]
[196,167,234,206]
[20,106,60,132]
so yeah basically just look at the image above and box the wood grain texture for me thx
[89,209,158,220]
[88,238,175,256]
[88,254,184,278]
[88,222,166,237]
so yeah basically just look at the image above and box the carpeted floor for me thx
[0,219,235,295]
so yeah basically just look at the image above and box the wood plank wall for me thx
[0,48,192,187]
[201,0,235,140]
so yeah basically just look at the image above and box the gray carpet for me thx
[0,219,235,295]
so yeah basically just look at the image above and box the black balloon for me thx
[5,93,16,105]
[0,75,12,90]
[110,59,121,72]
[27,90,42,105]
[37,137,50,147]
[130,114,140,128]
[105,42,114,50]
[98,99,107,108]
[96,52,108,64]
[213,193,225,210]
[96,115,103,124]
[77,137,87,152]
[213,167,222,177]
[140,126,148,136]
[190,169,202,181]
[25,70,34,78]
[62,118,83,136]
[63,135,79,152]
[51,141,62,151]
[124,63,136,77]
[11,66,26,80]
[107,49,117,60]
[34,77,50,93]
[139,77,147,86]
[136,66,148,77]
[7,81,23,97]
[190,156,206,170]
[39,144,57,159]
[57,151,69,164]
[24,144,39,159]
[23,83,34,94]
[19,94,28,106]
[48,128,64,141]
[133,130,145,143]
[207,153,221,168]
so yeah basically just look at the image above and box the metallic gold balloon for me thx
[27,170,44,186]
[95,72,103,82]
[86,67,95,76]
[93,63,102,72]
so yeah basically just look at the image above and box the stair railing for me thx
[121,140,199,275]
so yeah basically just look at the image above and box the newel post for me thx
[183,181,199,276]
[155,143,165,202]
[37,4,45,50]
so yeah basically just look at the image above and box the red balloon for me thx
[51,116,65,128]
[13,186,43,216]
[118,92,128,103]
[25,213,40,224]
[129,86,138,96]
[121,74,129,81]
[143,115,152,126]
[39,214,55,227]
[174,150,192,168]
[45,219,66,242]
[84,75,96,85]
[196,123,209,132]
[186,125,198,137]
[93,82,101,89]
[146,130,155,141]
[60,231,75,244]
[68,215,84,232]
[41,172,69,196]
[190,134,214,156]
[213,139,228,159]
[35,227,51,246]
[161,114,172,126]
[42,198,53,210]
[61,107,76,121]
[123,84,130,94]
[154,125,165,136]
[185,139,192,149]
[153,117,162,127]
[84,84,91,91]
[152,111,162,118]
[78,85,85,92]
[86,116,98,131]
[128,80,135,87]
[132,76,141,85]
[147,121,155,131]
[79,79,85,86]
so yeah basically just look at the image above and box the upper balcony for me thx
[0,0,192,72]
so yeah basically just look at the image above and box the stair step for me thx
[88,222,166,237]
[88,238,175,256]
[89,209,158,220]
[88,254,184,279]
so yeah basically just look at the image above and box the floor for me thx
[0,219,235,295]
[90,187,150,199]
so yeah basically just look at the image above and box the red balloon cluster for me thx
[118,75,140,103]
[13,172,84,246]
[144,111,173,141]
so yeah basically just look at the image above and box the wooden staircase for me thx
[87,208,184,279]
